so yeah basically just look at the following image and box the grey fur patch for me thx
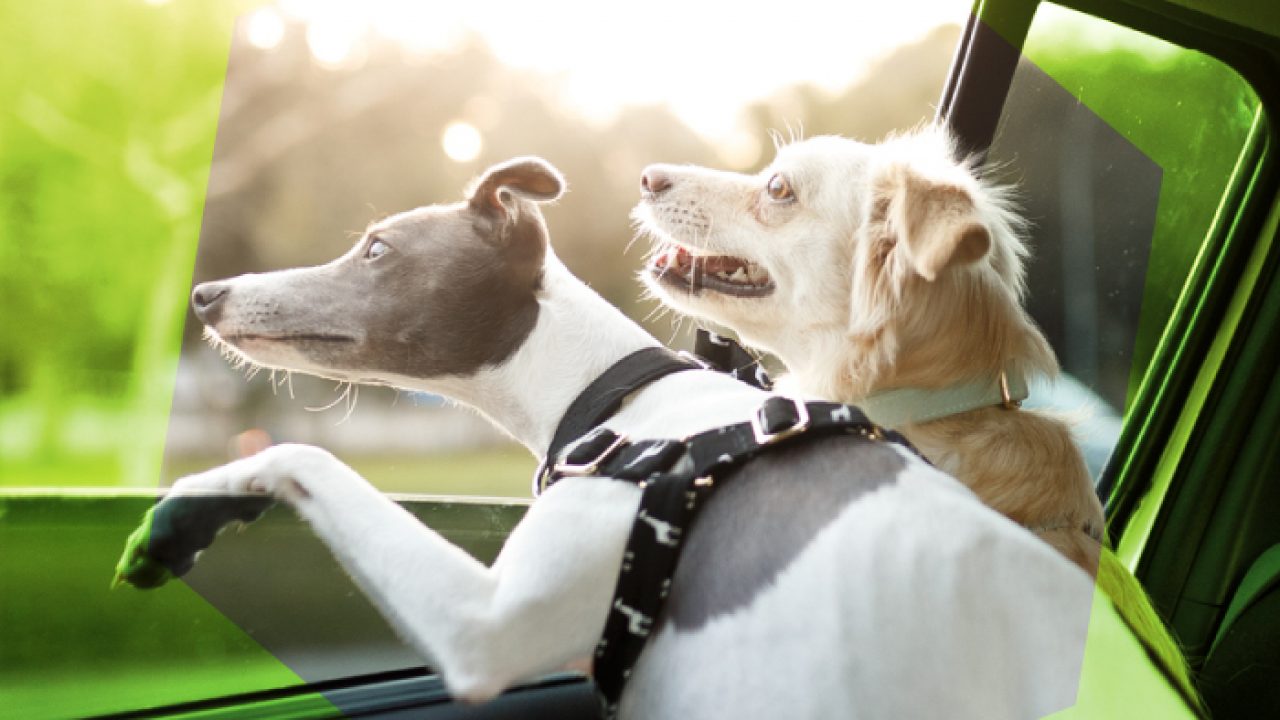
[197,158,564,382]
[665,435,907,631]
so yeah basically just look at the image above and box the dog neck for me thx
[729,328,1031,429]
[395,252,661,456]
[856,369,1029,429]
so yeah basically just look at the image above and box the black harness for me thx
[690,329,773,391]
[537,332,919,717]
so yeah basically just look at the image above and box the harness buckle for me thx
[553,427,630,478]
[751,397,811,445]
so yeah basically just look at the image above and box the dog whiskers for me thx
[640,299,672,325]
[204,326,265,379]
[340,384,358,425]
[767,122,807,152]
[305,380,360,424]
[307,381,351,413]
[666,312,693,346]
[272,369,296,400]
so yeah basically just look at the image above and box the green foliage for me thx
[0,1,241,482]
[0,3,955,489]
[1022,5,1261,400]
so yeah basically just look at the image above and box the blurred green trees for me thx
[0,4,956,488]
[1019,5,1261,402]
[0,1,242,484]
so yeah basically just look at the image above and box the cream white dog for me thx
[117,157,1169,719]
[633,126,1201,708]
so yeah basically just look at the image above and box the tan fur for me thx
[638,126,1102,572]
[819,143,1104,573]
[634,126,1202,713]
[907,409,1102,574]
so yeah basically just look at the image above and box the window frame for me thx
[939,0,1280,659]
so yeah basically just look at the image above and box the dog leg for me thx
[120,444,640,701]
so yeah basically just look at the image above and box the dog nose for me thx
[191,281,229,324]
[641,167,673,195]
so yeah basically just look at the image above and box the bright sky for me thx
[248,0,970,162]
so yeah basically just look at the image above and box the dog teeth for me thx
[710,265,766,286]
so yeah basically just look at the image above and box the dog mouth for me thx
[647,243,775,298]
[220,331,357,346]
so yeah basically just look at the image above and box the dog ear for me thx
[469,157,565,222]
[846,162,991,340]
[873,163,990,282]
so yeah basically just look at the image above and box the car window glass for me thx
[986,2,1262,480]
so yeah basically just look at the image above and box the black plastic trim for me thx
[91,668,601,720]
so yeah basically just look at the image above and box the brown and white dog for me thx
[635,126,1103,570]
[633,126,1201,707]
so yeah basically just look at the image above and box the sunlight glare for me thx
[246,8,286,51]
[717,129,765,170]
[442,122,483,163]
[275,0,969,149]
[306,19,359,69]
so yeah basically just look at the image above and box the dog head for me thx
[634,126,1054,397]
[191,157,565,385]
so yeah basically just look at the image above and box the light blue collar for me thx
[857,370,1028,429]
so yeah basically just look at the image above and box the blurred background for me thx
[2,4,1264,716]
[0,0,970,495]
[3,0,1248,496]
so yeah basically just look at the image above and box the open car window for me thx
[2,2,973,717]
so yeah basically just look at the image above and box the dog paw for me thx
[228,443,332,500]
[112,493,275,590]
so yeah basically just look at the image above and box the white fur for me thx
[634,126,1108,572]
[633,128,1211,711]
[161,163,1139,718]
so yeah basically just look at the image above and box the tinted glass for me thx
[987,3,1261,479]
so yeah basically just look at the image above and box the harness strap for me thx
[547,397,921,715]
[693,329,772,390]
[534,346,702,496]
[551,398,916,488]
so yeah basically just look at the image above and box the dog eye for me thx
[766,174,793,201]
[365,238,390,260]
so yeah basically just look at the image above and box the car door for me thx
[940,0,1280,716]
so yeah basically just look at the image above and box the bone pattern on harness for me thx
[693,329,773,391]
[636,509,682,546]
[546,395,922,717]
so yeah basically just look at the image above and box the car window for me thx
[985,2,1262,480]
[1,2,973,717]
[168,3,970,501]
